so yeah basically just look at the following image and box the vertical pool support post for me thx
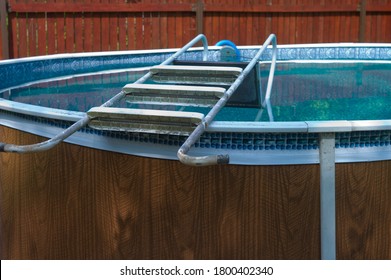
[319,132,336,260]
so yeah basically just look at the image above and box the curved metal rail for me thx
[0,34,209,153]
[177,34,277,166]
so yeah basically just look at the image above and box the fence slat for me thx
[100,12,109,51]
[45,1,56,54]
[18,14,28,57]
[56,13,66,53]
[118,14,128,50]
[27,13,36,56]
[74,13,84,53]
[159,12,168,49]
[151,12,160,49]
[65,13,75,52]
[167,13,177,48]
[146,13,154,49]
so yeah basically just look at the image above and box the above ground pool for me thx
[1,37,391,260]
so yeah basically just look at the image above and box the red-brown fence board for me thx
[367,12,391,42]
[1,0,391,59]
[117,13,127,50]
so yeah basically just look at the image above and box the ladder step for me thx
[87,107,204,135]
[123,84,226,107]
[150,65,242,84]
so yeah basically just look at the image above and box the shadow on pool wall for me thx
[1,126,390,260]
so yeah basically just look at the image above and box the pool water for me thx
[1,62,390,122]
[269,62,391,121]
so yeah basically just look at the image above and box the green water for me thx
[262,62,391,121]
[2,62,391,121]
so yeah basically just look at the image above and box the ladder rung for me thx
[87,107,204,135]
[150,65,242,84]
[123,84,226,107]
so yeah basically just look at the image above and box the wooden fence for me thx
[0,0,391,59]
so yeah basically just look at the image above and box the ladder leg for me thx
[177,124,229,166]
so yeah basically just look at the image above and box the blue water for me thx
[1,62,390,121]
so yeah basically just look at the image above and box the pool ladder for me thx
[0,34,277,166]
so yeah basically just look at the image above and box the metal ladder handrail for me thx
[262,34,277,122]
[0,34,209,153]
[177,34,277,166]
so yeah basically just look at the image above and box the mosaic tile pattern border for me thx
[2,110,391,151]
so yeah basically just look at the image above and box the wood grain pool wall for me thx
[0,126,390,259]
